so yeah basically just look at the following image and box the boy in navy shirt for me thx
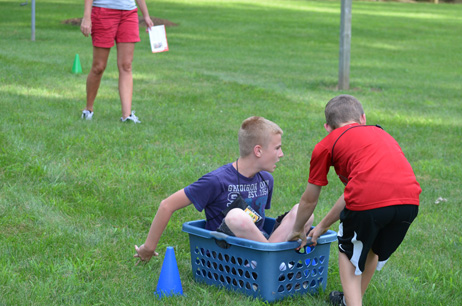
[135,116,314,264]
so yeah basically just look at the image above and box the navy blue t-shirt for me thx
[184,163,273,231]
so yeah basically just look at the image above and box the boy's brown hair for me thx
[325,95,364,130]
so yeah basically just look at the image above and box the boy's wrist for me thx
[143,242,156,253]
[316,221,328,232]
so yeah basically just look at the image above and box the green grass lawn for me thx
[1,0,461,305]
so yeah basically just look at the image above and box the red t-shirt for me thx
[308,123,421,211]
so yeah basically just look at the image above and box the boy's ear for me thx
[360,113,366,125]
[254,145,263,157]
[324,123,333,133]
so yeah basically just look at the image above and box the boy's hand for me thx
[308,226,328,246]
[288,231,307,250]
[289,226,328,250]
[134,244,158,265]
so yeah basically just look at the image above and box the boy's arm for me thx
[309,194,345,245]
[134,189,191,265]
[288,183,322,248]
[135,0,154,29]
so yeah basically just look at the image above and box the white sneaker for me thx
[121,111,141,123]
[81,110,93,120]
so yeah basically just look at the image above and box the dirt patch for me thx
[62,17,178,27]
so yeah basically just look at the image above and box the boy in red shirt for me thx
[289,95,421,306]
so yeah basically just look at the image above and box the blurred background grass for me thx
[1,0,461,305]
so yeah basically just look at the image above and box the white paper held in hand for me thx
[148,25,169,53]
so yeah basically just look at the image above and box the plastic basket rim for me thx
[182,218,337,251]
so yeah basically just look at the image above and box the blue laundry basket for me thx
[182,218,337,302]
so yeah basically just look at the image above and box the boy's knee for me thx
[285,204,314,229]
[286,203,313,221]
[225,208,253,230]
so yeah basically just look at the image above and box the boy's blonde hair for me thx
[238,116,283,157]
[325,95,364,130]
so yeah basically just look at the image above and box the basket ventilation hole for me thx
[306,245,314,254]
[278,274,286,282]
[244,260,257,269]
[311,269,317,277]
[279,262,287,271]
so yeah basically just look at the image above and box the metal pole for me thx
[31,0,36,41]
[338,0,352,90]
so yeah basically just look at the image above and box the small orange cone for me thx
[72,54,82,74]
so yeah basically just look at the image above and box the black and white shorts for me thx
[338,205,418,275]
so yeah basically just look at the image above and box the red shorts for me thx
[91,7,140,48]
